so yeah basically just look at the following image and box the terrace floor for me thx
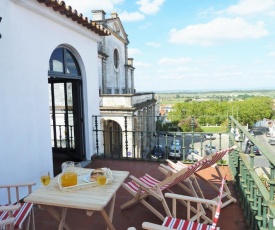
[30,158,249,230]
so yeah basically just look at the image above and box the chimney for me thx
[111,12,118,18]
[92,10,106,21]
[128,58,134,67]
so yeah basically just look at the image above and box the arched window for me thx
[48,47,81,79]
[113,48,119,69]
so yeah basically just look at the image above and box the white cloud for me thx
[225,0,275,16]
[219,65,237,70]
[254,59,263,63]
[119,11,145,21]
[136,0,165,15]
[146,42,161,47]
[268,51,275,56]
[158,57,192,65]
[176,67,192,72]
[128,48,143,56]
[169,17,269,46]
[134,61,151,67]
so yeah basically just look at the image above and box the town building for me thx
[92,10,157,158]
[0,0,157,203]
[0,0,107,201]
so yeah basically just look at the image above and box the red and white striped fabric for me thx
[162,216,213,230]
[124,174,170,194]
[0,202,33,229]
[168,159,208,188]
[210,175,226,230]
[198,149,228,171]
[161,175,226,230]
[124,159,209,195]
[174,148,233,172]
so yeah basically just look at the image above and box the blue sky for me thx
[65,0,275,92]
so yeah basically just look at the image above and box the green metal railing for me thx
[92,114,275,229]
[92,115,227,162]
[228,116,275,230]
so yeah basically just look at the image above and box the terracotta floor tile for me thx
[28,158,248,230]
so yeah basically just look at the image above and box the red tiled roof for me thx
[37,0,110,36]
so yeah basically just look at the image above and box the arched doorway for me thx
[103,120,122,158]
[48,47,85,160]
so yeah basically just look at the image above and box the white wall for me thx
[105,34,126,92]
[0,0,100,202]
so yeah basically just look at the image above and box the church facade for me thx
[93,10,157,159]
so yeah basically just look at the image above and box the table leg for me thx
[100,209,115,230]
[86,191,119,230]
[40,205,71,230]
[108,193,116,222]
[101,192,116,230]
[58,207,67,230]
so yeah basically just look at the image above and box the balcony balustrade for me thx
[100,92,155,107]
[90,115,275,230]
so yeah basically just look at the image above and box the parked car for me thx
[171,139,181,146]
[253,146,261,155]
[185,149,199,161]
[204,144,217,155]
[169,142,182,159]
[268,138,275,145]
[245,142,261,155]
[204,133,216,140]
[151,145,165,158]
[235,133,241,142]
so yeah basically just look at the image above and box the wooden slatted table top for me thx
[24,169,129,211]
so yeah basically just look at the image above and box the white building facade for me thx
[92,11,157,159]
[0,0,109,201]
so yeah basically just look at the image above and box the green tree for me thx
[167,96,273,128]
[178,116,203,132]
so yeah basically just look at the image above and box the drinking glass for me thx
[40,170,51,190]
[97,171,107,186]
[61,161,74,172]
[74,162,82,175]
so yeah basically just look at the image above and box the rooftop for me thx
[30,158,248,230]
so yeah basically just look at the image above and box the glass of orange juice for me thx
[97,172,107,186]
[40,170,51,190]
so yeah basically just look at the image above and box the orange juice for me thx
[61,172,77,187]
[40,175,51,186]
[97,175,107,185]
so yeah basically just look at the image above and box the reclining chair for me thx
[0,183,36,230]
[127,176,226,230]
[160,146,236,210]
[121,159,213,224]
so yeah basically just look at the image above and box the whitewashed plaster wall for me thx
[105,34,126,92]
[0,0,100,202]
[98,56,103,90]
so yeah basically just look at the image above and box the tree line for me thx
[166,96,273,131]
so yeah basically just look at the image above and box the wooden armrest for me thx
[0,182,36,189]
[190,153,202,160]
[142,222,172,230]
[165,193,218,207]
[0,218,16,227]
[166,159,177,167]
[0,204,21,212]
[129,175,151,190]
[159,164,177,174]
